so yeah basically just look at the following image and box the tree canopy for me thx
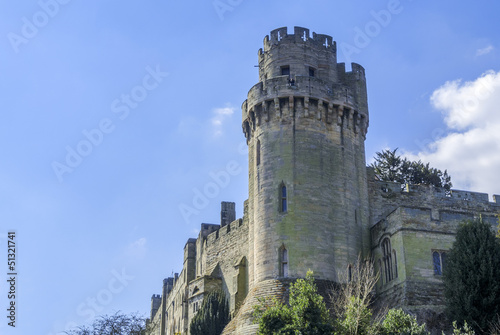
[189,290,230,335]
[443,219,500,334]
[254,267,430,335]
[370,149,452,190]
[64,311,147,335]
[253,271,334,335]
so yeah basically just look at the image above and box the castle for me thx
[145,27,500,335]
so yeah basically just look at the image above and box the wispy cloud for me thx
[125,237,147,259]
[410,70,500,196]
[211,104,235,136]
[476,45,494,56]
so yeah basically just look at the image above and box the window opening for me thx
[433,251,447,275]
[309,67,315,77]
[280,247,289,277]
[382,238,395,283]
[280,184,287,212]
[281,66,290,76]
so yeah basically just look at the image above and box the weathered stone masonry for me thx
[146,27,500,335]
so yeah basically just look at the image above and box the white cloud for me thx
[211,104,235,136]
[476,45,494,56]
[412,70,500,198]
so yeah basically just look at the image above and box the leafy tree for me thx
[370,149,452,191]
[253,297,296,335]
[253,270,334,335]
[448,320,476,335]
[332,258,428,335]
[335,296,374,335]
[289,271,334,334]
[64,311,148,335]
[443,219,500,333]
[189,290,230,335]
[380,308,428,335]
[332,258,379,335]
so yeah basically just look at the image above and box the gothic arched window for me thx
[280,246,289,277]
[433,250,447,275]
[382,238,396,283]
[280,183,287,212]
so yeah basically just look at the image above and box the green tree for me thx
[253,271,334,335]
[380,308,428,335]
[190,290,230,335]
[448,321,476,335]
[332,258,379,335]
[65,311,148,335]
[370,149,452,191]
[332,258,428,335]
[443,219,500,333]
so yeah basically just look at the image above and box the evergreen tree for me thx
[370,149,452,191]
[443,219,500,333]
[254,271,334,335]
[380,308,428,335]
[189,290,230,335]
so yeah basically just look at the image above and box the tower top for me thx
[257,26,341,83]
[262,26,335,52]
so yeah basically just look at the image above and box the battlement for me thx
[151,294,161,299]
[261,26,335,53]
[373,179,499,205]
[369,178,500,227]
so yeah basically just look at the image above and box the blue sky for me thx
[1,0,499,334]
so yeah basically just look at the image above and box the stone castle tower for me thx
[243,26,370,286]
[145,27,500,335]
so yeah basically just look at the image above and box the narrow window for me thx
[392,250,398,279]
[280,184,287,212]
[347,264,353,282]
[433,251,447,275]
[309,67,315,77]
[378,259,383,285]
[256,140,261,166]
[281,66,290,76]
[382,238,394,283]
[280,247,289,277]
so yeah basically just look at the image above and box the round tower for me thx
[243,27,370,286]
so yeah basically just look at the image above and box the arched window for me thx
[382,238,395,283]
[256,140,261,166]
[280,183,287,212]
[280,246,289,277]
[433,250,447,275]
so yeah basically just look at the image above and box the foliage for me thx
[496,215,500,239]
[190,290,230,335]
[380,308,428,335]
[253,297,295,335]
[64,311,148,335]
[443,219,500,333]
[289,271,334,334]
[331,258,380,335]
[448,320,476,335]
[335,296,373,335]
[370,148,452,190]
[253,270,334,335]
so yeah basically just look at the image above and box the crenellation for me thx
[494,194,500,204]
[147,27,498,335]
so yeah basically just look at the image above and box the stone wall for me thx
[146,202,249,335]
